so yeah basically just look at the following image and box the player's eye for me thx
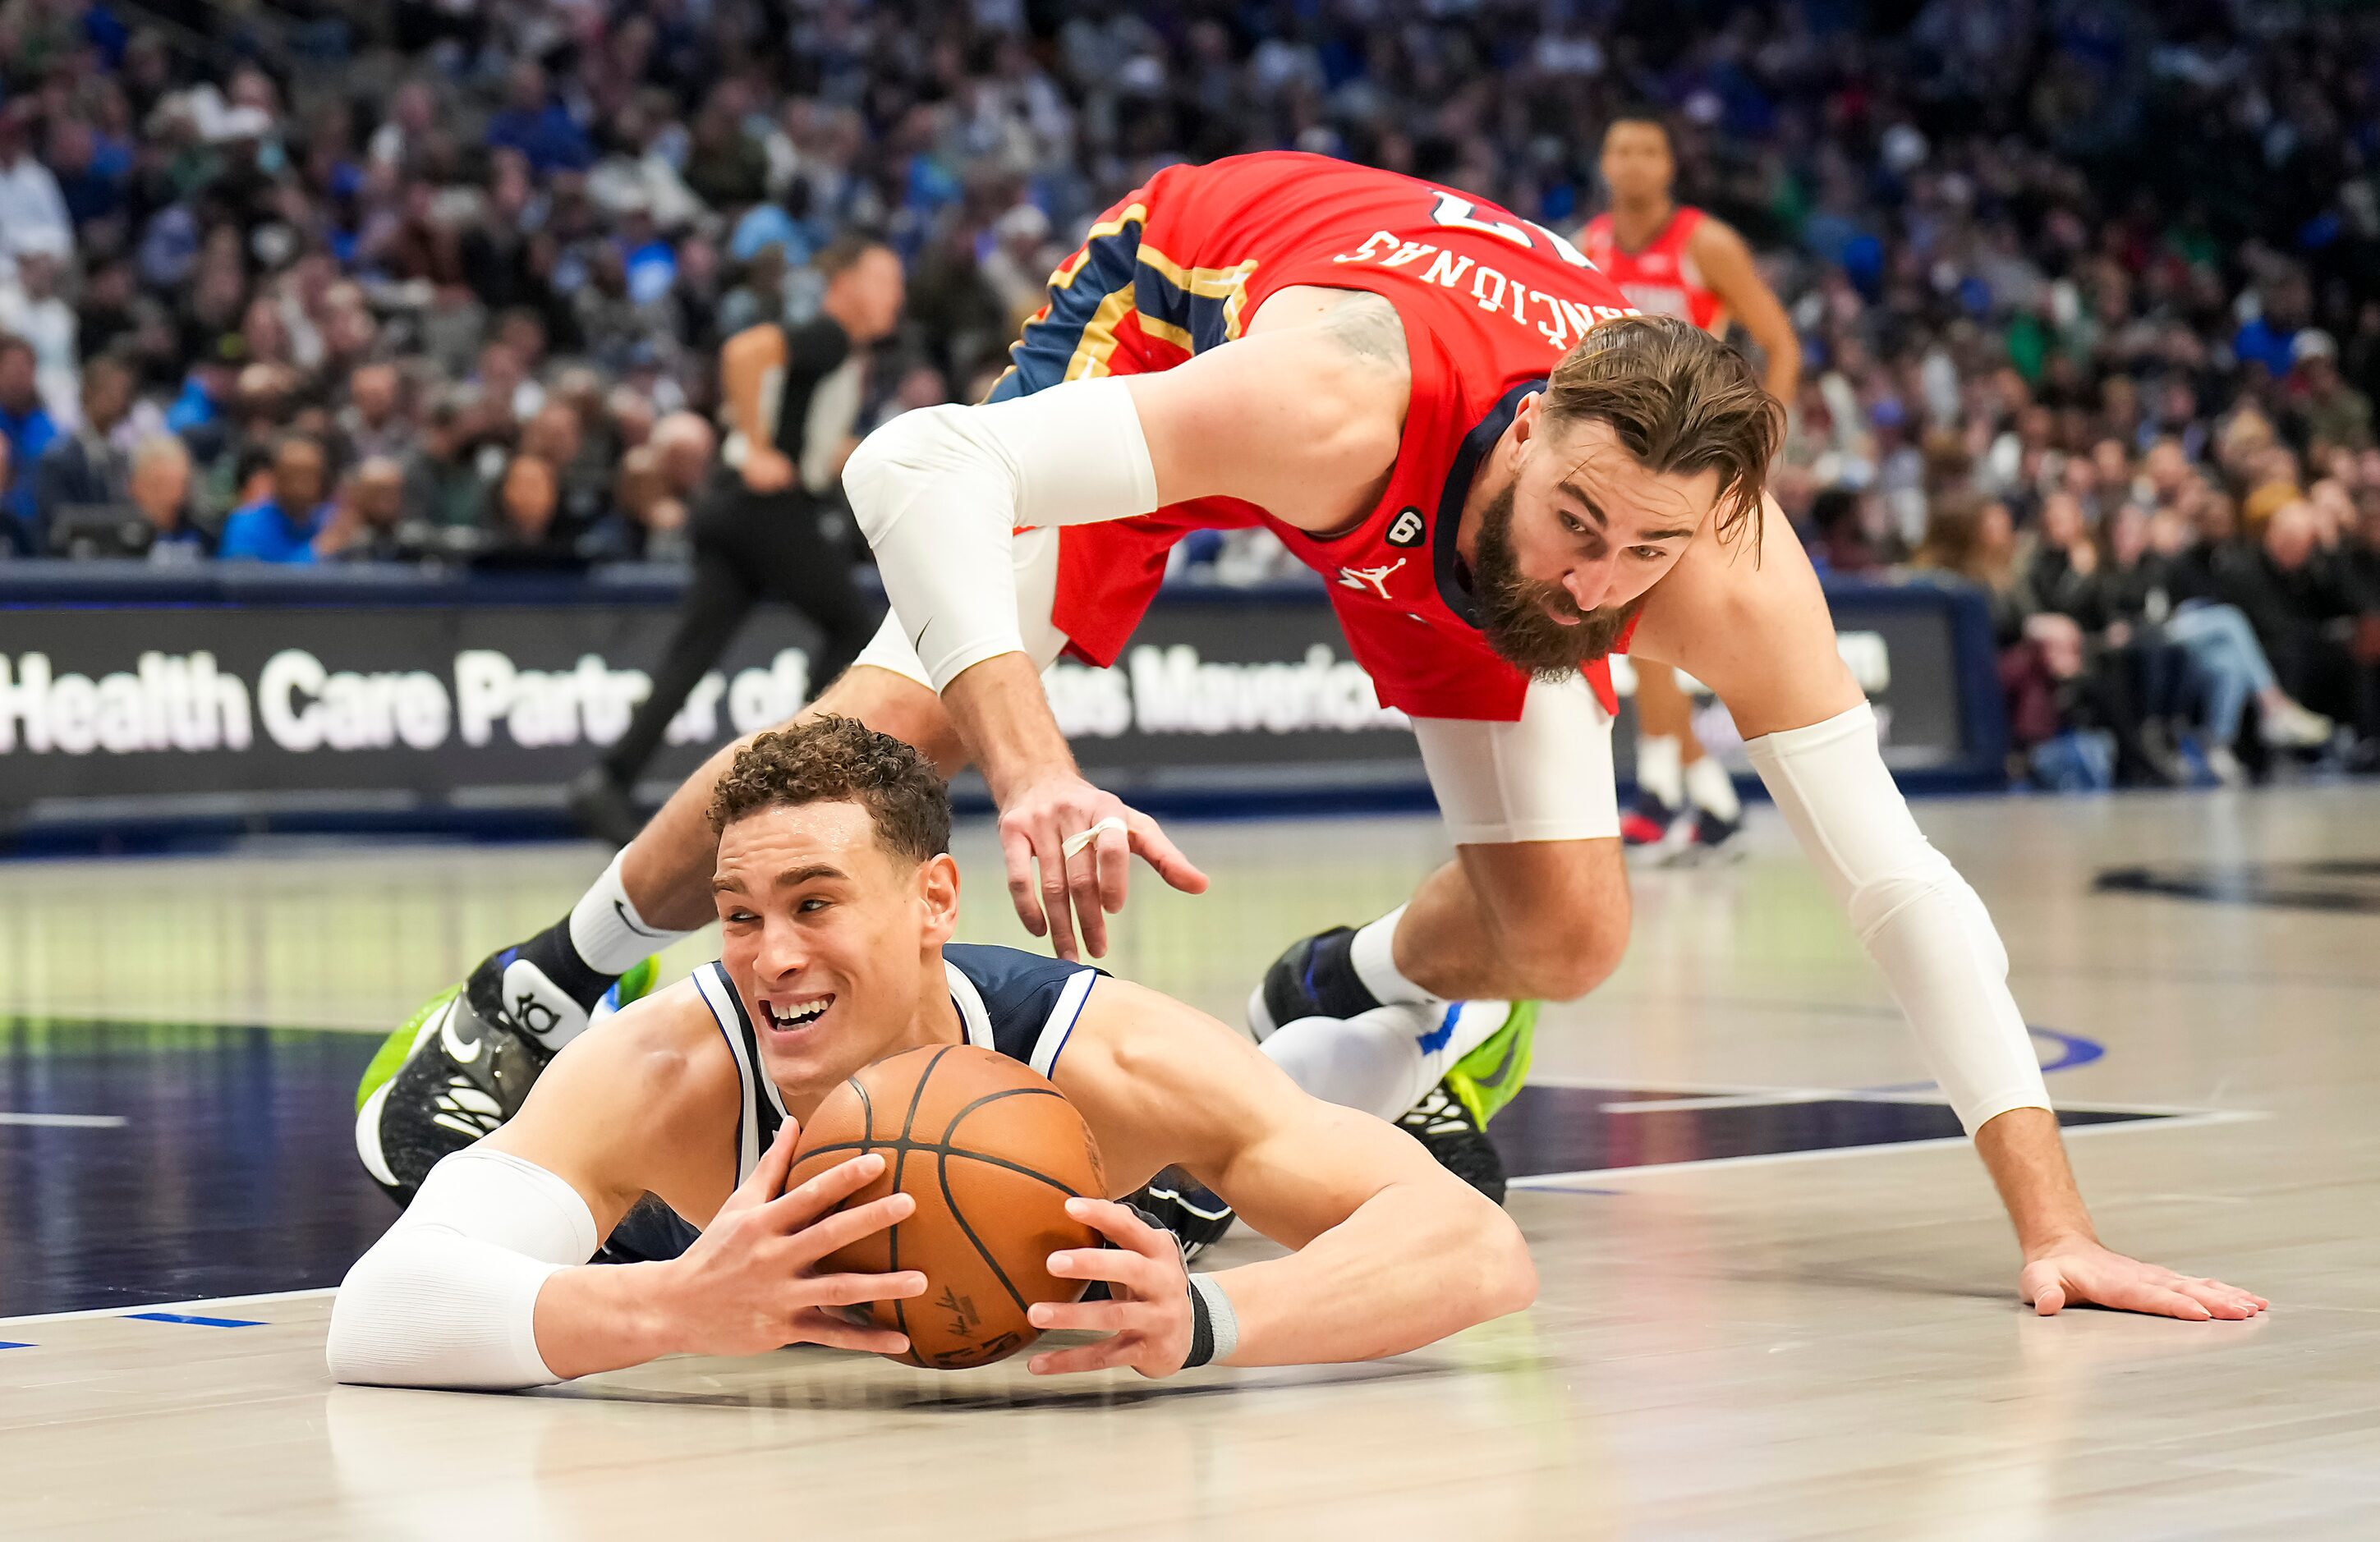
[724,908,757,925]
[1560,512,1587,536]
[798,897,830,913]
[1633,545,1668,562]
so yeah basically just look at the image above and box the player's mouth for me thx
[759,994,834,1035]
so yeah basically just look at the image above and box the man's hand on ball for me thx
[1026,1198,1194,1378]
[2019,1237,2267,1321]
[741,446,797,493]
[661,1121,926,1359]
[997,770,1207,961]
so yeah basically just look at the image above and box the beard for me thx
[1467,481,1647,681]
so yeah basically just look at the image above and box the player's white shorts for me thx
[851,526,1620,847]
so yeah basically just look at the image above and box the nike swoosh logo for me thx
[613,899,665,939]
[439,1001,483,1066]
[910,616,932,653]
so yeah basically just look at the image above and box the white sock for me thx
[1636,734,1684,808]
[567,850,691,976]
[1684,755,1742,821]
[1261,1001,1513,1121]
[1348,904,1443,1008]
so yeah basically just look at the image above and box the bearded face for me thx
[1467,477,1649,679]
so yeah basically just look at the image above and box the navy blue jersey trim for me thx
[1431,379,1544,629]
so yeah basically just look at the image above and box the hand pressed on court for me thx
[659,1120,927,1358]
[2019,1238,2267,1321]
[1027,1198,1195,1377]
[997,769,1207,961]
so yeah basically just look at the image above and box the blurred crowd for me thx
[0,0,2376,773]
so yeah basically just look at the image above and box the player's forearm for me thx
[1973,1107,2098,1255]
[529,1260,687,1380]
[940,651,1081,801]
[1210,1180,1535,1365]
[1759,330,1802,406]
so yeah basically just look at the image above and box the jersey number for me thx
[1428,193,1595,271]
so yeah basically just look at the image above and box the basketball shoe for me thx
[1127,1168,1237,1262]
[354,955,658,1205]
[1250,927,1532,1204]
[1619,787,1682,847]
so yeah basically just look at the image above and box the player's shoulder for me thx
[571,975,742,1118]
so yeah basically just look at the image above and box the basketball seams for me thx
[887,1044,954,1361]
[937,1146,1033,1320]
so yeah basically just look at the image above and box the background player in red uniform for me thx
[1583,112,1803,857]
[374,154,2262,1325]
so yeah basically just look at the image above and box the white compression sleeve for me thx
[841,377,1160,693]
[1743,702,2049,1133]
[326,1148,600,1390]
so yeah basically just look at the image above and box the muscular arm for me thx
[1058,980,1535,1367]
[329,989,739,1387]
[1633,504,2077,1228]
[1689,217,1801,404]
[722,319,850,488]
[843,287,1408,952]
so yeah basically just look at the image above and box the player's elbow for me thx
[1468,1200,1538,1319]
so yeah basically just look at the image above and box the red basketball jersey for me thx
[1580,206,1727,334]
[1021,153,1644,721]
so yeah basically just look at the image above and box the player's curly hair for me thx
[1541,314,1782,552]
[706,716,953,861]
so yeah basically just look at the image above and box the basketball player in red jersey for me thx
[1583,112,1803,857]
[394,153,2262,1325]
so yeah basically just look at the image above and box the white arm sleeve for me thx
[326,1148,601,1390]
[1742,702,2050,1134]
[841,376,1160,692]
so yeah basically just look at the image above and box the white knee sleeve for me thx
[1744,702,2047,1133]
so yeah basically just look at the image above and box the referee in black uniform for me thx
[570,234,904,844]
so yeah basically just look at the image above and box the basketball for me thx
[788,1043,1107,1370]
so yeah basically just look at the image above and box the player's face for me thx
[714,801,960,1099]
[1470,410,1716,678]
[1601,122,1673,204]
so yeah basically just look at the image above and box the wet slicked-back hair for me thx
[706,715,953,862]
[1541,314,1782,549]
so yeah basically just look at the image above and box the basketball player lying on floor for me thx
[327,719,1534,1391]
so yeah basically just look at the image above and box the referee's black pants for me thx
[600,482,884,786]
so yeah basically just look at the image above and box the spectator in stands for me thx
[475,453,580,569]
[400,388,496,532]
[342,365,414,465]
[484,62,593,177]
[319,458,431,565]
[218,434,333,564]
[2290,333,2373,456]
[0,333,57,552]
[2221,500,2380,762]
[32,355,136,548]
[128,435,207,563]
[0,243,79,422]
[0,104,71,280]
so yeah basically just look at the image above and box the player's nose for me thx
[752,919,811,980]
[1561,558,1615,616]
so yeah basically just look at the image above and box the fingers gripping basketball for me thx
[788,1044,1105,1370]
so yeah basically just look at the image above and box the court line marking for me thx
[0,1112,126,1128]
[125,1311,264,1328]
[0,1286,333,1329]
[1507,1109,2267,1190]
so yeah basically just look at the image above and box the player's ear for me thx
[1511,391,1542,449]
[917,851,961,944]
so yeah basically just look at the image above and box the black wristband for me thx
[1183,1277,1215,1369]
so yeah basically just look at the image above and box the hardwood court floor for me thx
[2,787,2378,1538]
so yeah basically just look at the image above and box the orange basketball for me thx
[788,1043,1105,1370]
